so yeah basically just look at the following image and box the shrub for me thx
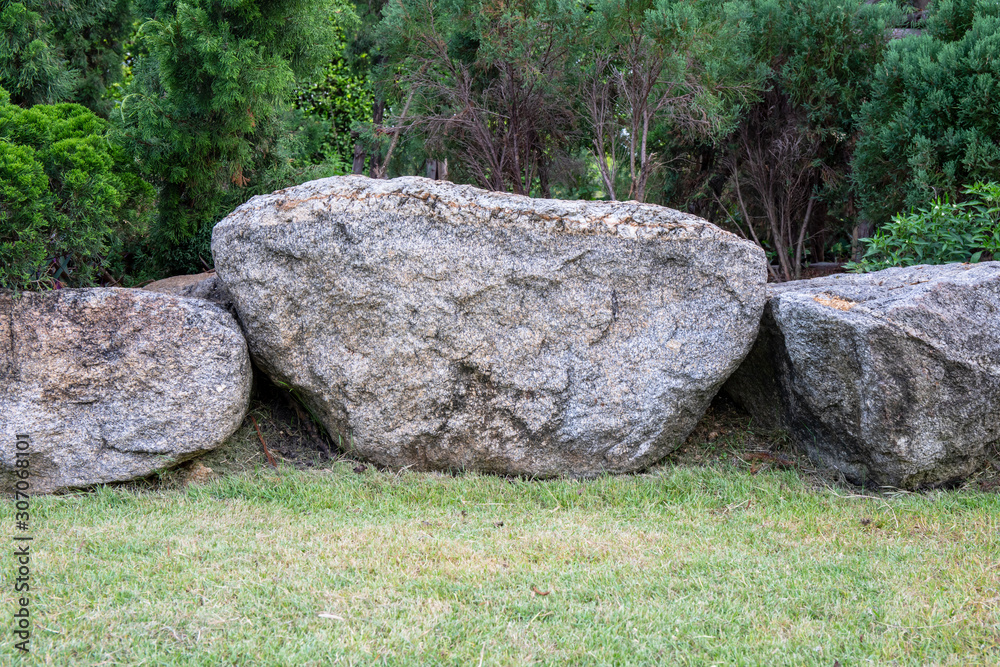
[847,181,1000,272]
[0,0,78,106]
[374,0,582,195]
[47,0,135,117]
[0,88,155,290]
[853,0,1000,224]
[722,0,903,281]
[0,0,134,116]
[0,138,48,287]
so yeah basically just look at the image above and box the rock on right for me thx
[724,262,1000,490]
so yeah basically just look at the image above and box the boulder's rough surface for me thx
[724,263,1000,489]
[213,176,767,476]
[1,288,252,493]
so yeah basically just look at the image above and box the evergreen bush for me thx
[0,0,78,106]
[1,0,133,116]
[117,0,354,275]
[48,0,135,117]
[853,0,1000,224]
[0,88,155,290]
[721,0,902,280]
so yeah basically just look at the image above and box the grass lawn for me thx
[2,399,999,665]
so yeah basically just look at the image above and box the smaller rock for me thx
[1,288,252,493]
[183,461,216,486]
[724,262,1000,489]
[146,271,234,312]
[178,275,234,313]
[144,271,215,295]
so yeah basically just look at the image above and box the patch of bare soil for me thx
[241,373,338,467]
[664,393,824,485]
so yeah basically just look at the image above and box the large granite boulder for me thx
[724,262,1000,489]
[1,289,252,493]
[213,176,767,476]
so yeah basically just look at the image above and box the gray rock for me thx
[144,271,216,295]
[179,274,235,313]
[213,176,767,476]
[724,262,1000,489]
[1,288,252,493]
[146,271,234,313]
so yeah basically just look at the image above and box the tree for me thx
[375,0,580,195]
[581,0,750,203]
[853,0,1000,225]
[293,15,373,172]
[0,0,78,106]
[344,0,388,175]
[47,0,135,117]
[1,0,134,116]
[722,0,902,280]
[117,0,354,274]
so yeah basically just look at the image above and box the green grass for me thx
[2,458,999,665]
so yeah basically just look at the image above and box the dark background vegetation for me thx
[1,0,998,289]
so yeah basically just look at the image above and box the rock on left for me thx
[1,288,252,493]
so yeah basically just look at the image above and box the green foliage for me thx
[0,89,155,290]
[0,139,49,288]
[716,0,903,280]
[48,0,135,117]
[847,181,1000,272]
[0,0,133,116]
[375,0,583,193]
[117,0,355,275]
[293,21,372,172]
[853,0,1000,224]
[0,0,79,106]
[581,0,753,203]
[732,0,903,206]
[739,0,902,136]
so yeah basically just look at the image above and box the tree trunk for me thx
[538,151,550,198]
[426,159,448,180]
[368,99,386,178]
[351,132,366,175]
[793,196,815,280]
[852,217,875,262]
